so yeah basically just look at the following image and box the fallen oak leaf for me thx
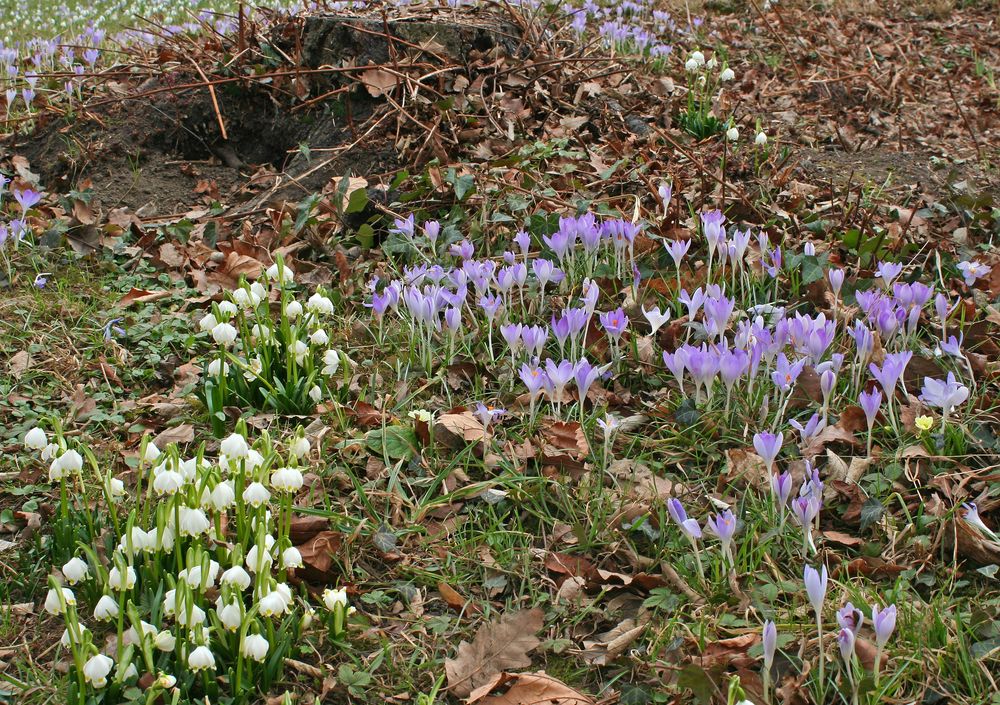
[296,530,344,581]
[445,608,544,698]
[581,618,647,665]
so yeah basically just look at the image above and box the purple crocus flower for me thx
[919,372,969,416]
[874,260,903,288]
[574,357,608,403]
[789,413,826,444]
[754,431,783,473]
[765,246,782,278]
[443,307,462,333]
[14,189,42,212]
[771,471,793,523]
[474,403,505,431]
[837,627,856,665]
[858,388,882,439]
[543,225,574,262]
[667,498,702,540]
[501,323,523,356]
[828,268,845,297]
[957,260,990,287]
[478,294,503,323]
[658,182,673,214]
[792,495,821,553]
[771,353,805,393]
[704,509,738,566]
[532,258,563,293]
[837,603,864,635]
[718,348,749,392]
[450,239,475,260]
[703,294,735,340]
[423,220,440,244]
[938,333,963,359]
[665,238,691,269]
[599,308,629,342]
[678,288,705,320]
[514,230,531,254]
[521,325,548,358]
[686,345,719,401]
[803,564,828,615]
[868,351,913,399]
[762,620,777,673]
[544,358,576,404]
[870,604,896,648]
[662,349,688,394]
[391,214,415,239]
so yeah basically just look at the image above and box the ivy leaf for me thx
[674,398,701,426]
[801,254,825,284]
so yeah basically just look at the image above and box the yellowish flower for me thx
[915,415,934,432]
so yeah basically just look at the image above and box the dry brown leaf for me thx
[8,350,31,379]
[438,581,479,614]
[296,530,344,581]
[153,424,194,448]
[467,671,595,705]
[581,618,647,665]
[360,68,400,97]
[445,608,544,698]
[822,450,870,503]
[436,411,486,448]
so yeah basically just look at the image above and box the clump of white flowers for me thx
[199,257,351,424]
[27,424,354,702]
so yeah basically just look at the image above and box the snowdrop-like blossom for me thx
[323,587,349,611]
[221,564,252,590]
[242,633,269,662]
[271,467,304,493]
[108,565,136,591]
[310,328,330,346]
[285,301,303,319]
[211,480,236,510]
[289,436,310,458]
[152,470,185,495]
[322,349,341,375]
[266,262,294,284]
[44,587,75,615]
[178,507,210,537]
[212,322,238,347]
[221,433,249,458]
[218,601,242,632]
[755,131,768,146]
[720,67,735,81]
[94,594,119,620]
[243,482,271,507]
[187,645,216,671]
[307,293,334,315]
[259,589,289,617]
[83,654,114,688]
[282,546,303,569]
[154,630,176,652]
[58,449,83,473]
[62,557,89,584]
[726,126,739,141]
[24,427,47,449]
[199,312,218,332]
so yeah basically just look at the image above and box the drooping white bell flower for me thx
[94,594,119,620]
[242,482,271,508]
[178,508,210,537]
[152,470,185,495]
[220,433,249,458]
[284,301,303,320]
[211,480,236,510]
[282,546,303,569]
[306,293,334,315]
[62,556,89,584]
[198,312,218,332]
[266,262,294,284]
[289,436,310,458]
[108,565,136,591]
[83,654,114,688]
[211,322,238,347]
[218,601,242,632]
[154,630,176,652]
[258,590,288,617]
[23,427,47,450]
[187,645,215,671]
[270,467,304,493]
[221,565,251,590]
[44,587,75,615]
[322,349,341,376]
[310,328,329,346]
[58,449,83,473]
[242,633,269,662]
[323,587,348,611]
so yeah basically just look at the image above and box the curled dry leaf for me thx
[466,671,595,705]
[296,530,344,582]
[445,608,545,698]
[581,617,647,665]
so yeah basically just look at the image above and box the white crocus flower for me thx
[642,305,671,336]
